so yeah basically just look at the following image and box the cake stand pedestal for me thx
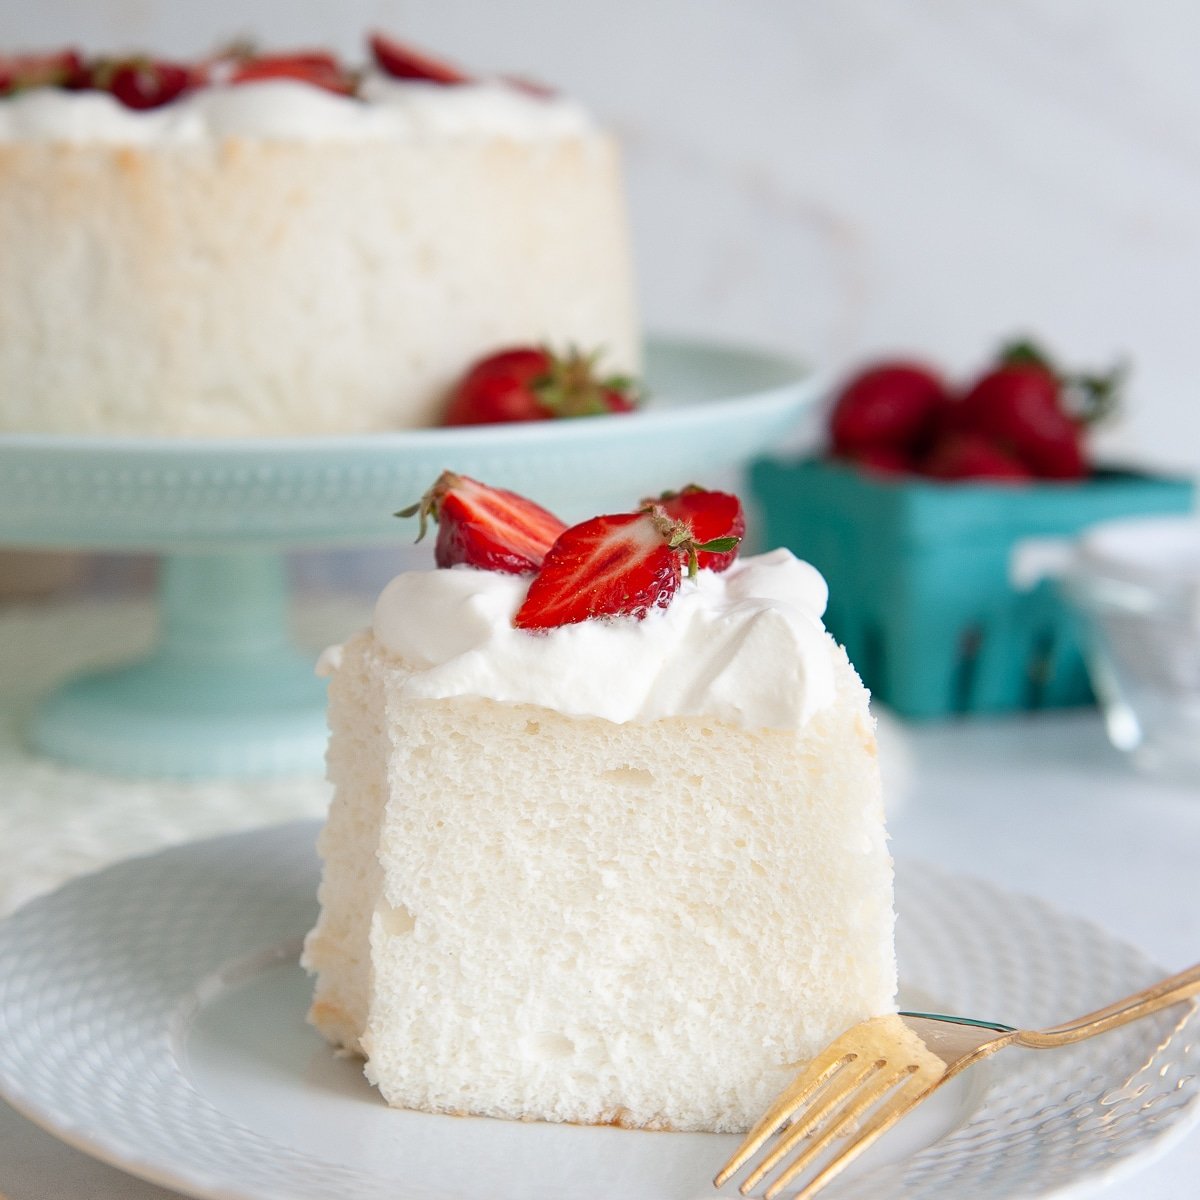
[30,551,325,778]
[0,336,821,779]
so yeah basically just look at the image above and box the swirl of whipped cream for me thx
[0,75,594,143]
[366,548,837,730]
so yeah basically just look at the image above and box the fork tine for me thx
[713,1041,860,1187]
[739,1055,884,1193]
[770,1069,938,1200]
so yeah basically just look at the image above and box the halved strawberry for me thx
[442,346,639,425]
[514,512,682,629]
[368,31,471,85]
[514,506,741,630]
[230,50,356,95]
[642,485,744,572]
[397,471,566,574]
[503,74,557,99]
[0,49,86,95]
[89,56,194,109]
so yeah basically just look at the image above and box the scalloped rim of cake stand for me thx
[0,335,823,550]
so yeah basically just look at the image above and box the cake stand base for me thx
[30,552,328,779]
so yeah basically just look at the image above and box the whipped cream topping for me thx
[366,549,837,730]
[0,76,595,143]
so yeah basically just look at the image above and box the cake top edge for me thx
[0,35,596,143]
[361,548,839,731]
[0,77,597,144]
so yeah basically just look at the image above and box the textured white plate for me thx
[0,822,1196,1200]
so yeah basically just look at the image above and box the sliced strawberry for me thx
[442,346,639,426]
[368,31,471,85]
[503,74,557,99]
[643,485,744,572]
[396,471,566,574]
[87,56,193,109]
[246,50,341,70]
[0,49,87,95]
[230,51,355,95]
[515,504,741,630]
[601,386,637,414]
[514,512,683,629]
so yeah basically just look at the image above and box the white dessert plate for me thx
[0,823,1196,1200]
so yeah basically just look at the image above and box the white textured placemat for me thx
[0,594,367,918]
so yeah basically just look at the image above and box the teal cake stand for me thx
[0,336,820,780]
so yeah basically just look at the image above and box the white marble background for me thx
[8,0,1200,473]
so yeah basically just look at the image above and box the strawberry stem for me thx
[533,347,639,417]
[393,497,432,542]
[998,338,1056,373]
[1062,358,1127,426]
[697,536,740,554]
[641,503,742,578]
[998,336,1125,426]
[394,469,459,542]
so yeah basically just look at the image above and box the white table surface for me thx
[0,599,1197,1199]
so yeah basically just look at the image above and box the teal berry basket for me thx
[751,458,1195,720]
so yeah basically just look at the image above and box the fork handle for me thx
[1017,961,1200,1048]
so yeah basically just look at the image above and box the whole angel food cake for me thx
[302,474,896,1133]
[0,35,637,435]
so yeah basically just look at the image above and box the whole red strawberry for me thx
[368,31,470,85]
[230,50,355,95]
[643,485,744,572]
[829,362,948,458]
[92,56,194,109]
[951,362,1084,479]
[446,347,552,423]
[515,505,740,630]
[397,471,566,574]
[443,347,638,426]
[948,340,1123,481]
[923,430,1035,482]
[0,49,87,95]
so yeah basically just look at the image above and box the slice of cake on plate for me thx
[302,474,896,1133]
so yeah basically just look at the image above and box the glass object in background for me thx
[1066,515,1200,784]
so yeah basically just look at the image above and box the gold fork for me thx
[715,961,1200,1200]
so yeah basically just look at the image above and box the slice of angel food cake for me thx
[302,472,896,1133]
